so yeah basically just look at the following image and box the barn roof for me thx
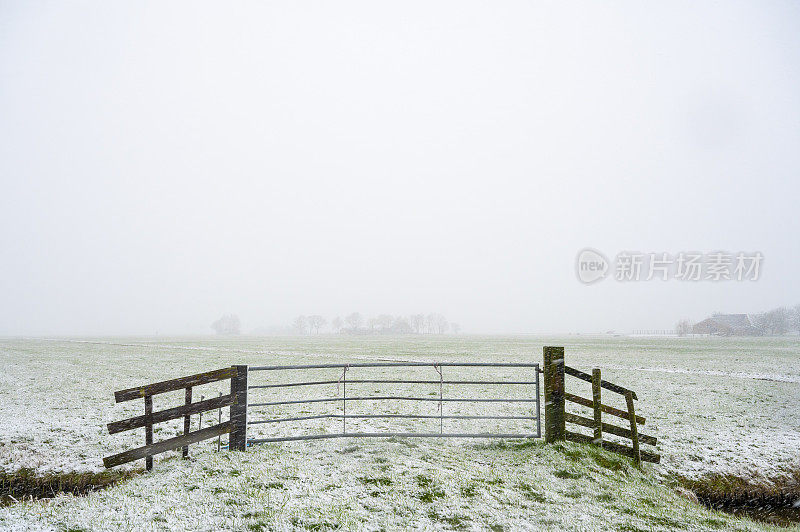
[710,313,752,328]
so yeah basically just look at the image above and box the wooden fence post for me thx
[230,365,248,451]
[183,387,192,458]
[625,391,641,467]
[543,346,565,443]
[144,395,153,471]
[592,369,602,447]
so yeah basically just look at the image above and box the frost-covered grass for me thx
[0,335,798,529]
[0,439,788,531]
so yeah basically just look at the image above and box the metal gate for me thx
[245,362,541,444]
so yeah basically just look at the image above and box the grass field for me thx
[0,335,798,530]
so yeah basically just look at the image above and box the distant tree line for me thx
[750,304,800,336]
[211,314,241,335]
[290,313,460,335]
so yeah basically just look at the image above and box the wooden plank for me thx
[564,366,637,400]
[107,393,236,434]
[144,396,153,471]
[543,346,565,443]
[565,430,660,464]
[626,391,641,467]
[114,367,238,403]
[592,368,602,447]
[564,413,657,446]
[103,422,232,468]
[183,387,192,459]
[564,392,646,425]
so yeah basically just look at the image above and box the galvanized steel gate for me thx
[245,362,541,444]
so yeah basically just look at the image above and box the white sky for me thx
[1,1,799,335]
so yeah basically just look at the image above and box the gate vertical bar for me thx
[230,365,248,451]
[183,387,192,458]
[144,395,153,471]
[592,369,602,447]
[543,346,565,443]
[535,364,541,438]
[435,365,443,434]
[342,367,347,434]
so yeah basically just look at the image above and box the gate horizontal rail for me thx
[249,432,540,444]
[247,362,541,444]
[250,379,537,388]
[250,397,538,407]
[251,362,541,370]
[250,414,538,424]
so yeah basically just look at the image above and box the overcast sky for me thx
[1,1,799,335]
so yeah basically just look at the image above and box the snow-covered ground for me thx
[1,335,798,478]
[0,335,798,530]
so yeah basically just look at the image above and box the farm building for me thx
[692,314,762,336]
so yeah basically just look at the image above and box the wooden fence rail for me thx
[103,365,248,470]
[543,346,660,465]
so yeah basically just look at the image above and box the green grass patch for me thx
[553,469,582,480]
[516,482,546,503]
[460,483,478,498]
[415,474,445,503]
[427,509,470,529]
[357,476,392,487]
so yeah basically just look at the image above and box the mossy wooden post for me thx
[230,365,248,451]
[543,346,565,443]
[182,387,192,458]
[592,368,602,447]
[144,395,153,471]
[625,391,641,467]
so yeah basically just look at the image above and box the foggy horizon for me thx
[2,1,799,336]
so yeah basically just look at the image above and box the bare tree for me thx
[377,314,394,331]
[425,313,448,334]
[331,316,343,333]
[425,313,435,334]
[450,323,461,334]
[435,314,449,334]
[211,314,241,335]
[410,314,424,334]
[393,316,412,334]
[308,315,326,334]
[753,307,790,335]
[792,304,800,334]
[675,319,692,337]
[345,312,363,331]
[768,307,790,335]
[751,312,767,334]
[292,315,308,335]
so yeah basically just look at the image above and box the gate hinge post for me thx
[230,365,248,451]
[543,346,565,443]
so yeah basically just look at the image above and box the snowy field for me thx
[0,335,798,530]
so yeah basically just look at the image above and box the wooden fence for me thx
[543,346,660,465]
[103,365,248,470]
